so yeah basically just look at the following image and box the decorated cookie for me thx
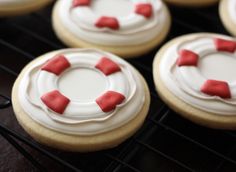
[219,0,236,37]
[12,49,150,152]
[52,0,171,58]
[0,0,52,17]
[164,0,218,7]
[153,33,236,129]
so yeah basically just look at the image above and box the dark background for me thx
[1,1,236,172]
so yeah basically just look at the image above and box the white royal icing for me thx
[57,0,168,46]
[228,0,236,25]
[18,49,145,135]
[159,35,236,115]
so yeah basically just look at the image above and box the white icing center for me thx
[57,0,167,46]
[91,0,133,17]
[199,53,236,82]
[18,49,145,135]
[58,68,108,102]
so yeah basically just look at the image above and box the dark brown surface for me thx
[1,1,236,172]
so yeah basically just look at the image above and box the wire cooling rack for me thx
[1,2,236,172]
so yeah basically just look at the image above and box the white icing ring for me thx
[36,54,135,120]
[57,0,167,46]
[18,49,145,135]
[72,0,159,33]
[175,37,236,101]
[160,35,236,115]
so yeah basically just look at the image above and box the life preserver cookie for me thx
[219,0,236,37]
[153,33,236,129]
[12,49,150,151]
[0,0,52,16]
[52,0,171,58]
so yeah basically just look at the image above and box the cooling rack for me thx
[1,2,236,172]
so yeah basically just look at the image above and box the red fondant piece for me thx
[176,49,199,67]
[41,90,70,114]
[72,0,90,7]
[95,16,120,30]
[214,38,236,53]
[96,91,125,112]
[201,80,231,99]
[135,3,153,18]
[95,57,121,75]
[41,55,70,76]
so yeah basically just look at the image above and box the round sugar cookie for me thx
[52,0,171,58]
[0,0,53,17]
[12,48,150,152]
[153,33,236,129]
[164,0,218,7]
[219,0,236,37]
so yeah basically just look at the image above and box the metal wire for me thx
[0,122,82,172]
[0,94,11,109]
[0,130,46,171]
[148,114,236,166]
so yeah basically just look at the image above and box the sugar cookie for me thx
[12,48,150,152]
[52,0,171,58]
[153,33,236,129]
[219,0,236,36]
[0,0,52,17]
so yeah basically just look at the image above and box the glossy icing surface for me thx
[57,0,167,46]
[160,35,236,115]
[18,49,145,135]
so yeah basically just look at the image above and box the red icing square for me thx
[214,38,236,53]
[41,90,70,114]
[96,91,125,112]
[176,49,199,67]
[41,55,70,75]
[95,57,121,75]
[72,0,90,7]
[135,3,153,18]
[201,80,231,99]
[95,16,120,30]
